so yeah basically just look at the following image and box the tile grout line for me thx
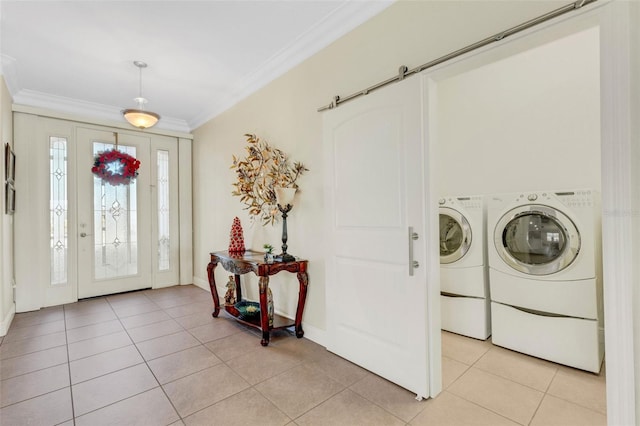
[540,390,608,417]
[441,355,473,390]
[5,312,65,330]
[0,359,70,382]
[445,365,545,425]
[57,296,157,425]
[542,362,607,413]
[63,303,77,426]
[426,338,528,425]
[458,359,556,395]
[441,340,606,424]
[0,339,68,362]
[442,389,529,426]
[480,358,606,416]
[249,355,344,422]
[343,370,415,424]
[6,288,607,425]
[176,319,319,422]
[162,293,287,421]
[103,294,185,424]
[1,320,67,344]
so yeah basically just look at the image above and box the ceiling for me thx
[0,1,393,133]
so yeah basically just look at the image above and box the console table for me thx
[207,250,309,346]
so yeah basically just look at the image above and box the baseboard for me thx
[0,303,16,337]
[298,322,327,347]
[193,277,210,292]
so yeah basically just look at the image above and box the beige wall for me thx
[191,0,572,338]
[1,75,15,335]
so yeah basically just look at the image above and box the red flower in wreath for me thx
[92,149,141,186]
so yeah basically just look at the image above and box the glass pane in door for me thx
[92,142,138,280]
[157,150,170,271]
[50,136,68,285]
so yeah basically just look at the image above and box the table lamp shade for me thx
[276,187,296,207]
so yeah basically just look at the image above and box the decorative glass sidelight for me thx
[93,142,139,279]
[157,150,170,271]
[50,137,68,285]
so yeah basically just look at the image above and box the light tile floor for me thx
[0,285,607,425]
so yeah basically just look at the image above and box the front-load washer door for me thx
[494,205,580,275]
[439,207,472,264]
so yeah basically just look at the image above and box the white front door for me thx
[76,128,152,298]
[323,77,438,399]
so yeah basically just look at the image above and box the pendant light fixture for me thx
[122,61,160,129]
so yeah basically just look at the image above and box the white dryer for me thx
[439,195,490,340]
[487,190,603,372]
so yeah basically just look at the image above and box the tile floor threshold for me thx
[0,285,606,425]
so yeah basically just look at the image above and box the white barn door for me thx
[323,76,438,399]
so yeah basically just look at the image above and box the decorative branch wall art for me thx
[230,134,308,225]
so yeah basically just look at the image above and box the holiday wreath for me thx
[91,149,141,186]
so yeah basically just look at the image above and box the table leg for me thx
[207,261,220,318]
[295,271,309,338]
[234,275,242,302]
[258,276,270,346]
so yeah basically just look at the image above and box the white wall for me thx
[631,1,640,420]
[435,26,600,197]
[191,0,578,340]
[1,76,16,335]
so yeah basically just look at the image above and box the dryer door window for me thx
[439,208,472,264]
[494,205,580,275]
[504,214,565,264]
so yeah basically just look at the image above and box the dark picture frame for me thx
[4,143,15,183]
[5,182,15,214]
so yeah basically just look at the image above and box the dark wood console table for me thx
[207,250,309,346]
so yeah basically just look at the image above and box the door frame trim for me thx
[14,114,193,310]
[422,2,635,423]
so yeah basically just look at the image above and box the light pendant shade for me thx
[122,61,160,129]
[123,109,160,129]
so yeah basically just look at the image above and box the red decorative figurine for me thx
[228,217,246,253]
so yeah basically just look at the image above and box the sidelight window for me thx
[50,137,68,285]
[157,150,170,271]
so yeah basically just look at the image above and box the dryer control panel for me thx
[514,190,594,208]
[554,190,594,208]
[440,195,483,210]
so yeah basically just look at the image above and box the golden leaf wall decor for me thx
[230,134,308,226]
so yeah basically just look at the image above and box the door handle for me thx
[80,232,92,238]
[408,226,419,276]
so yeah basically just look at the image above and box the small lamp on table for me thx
[274,187,297,262]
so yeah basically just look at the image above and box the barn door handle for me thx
[409,226,419,276]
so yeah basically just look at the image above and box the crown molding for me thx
[4,1,393,133]
[188,0,394,130]
[1,55,19,95]
[12,89,190,133]
[12,103,193,139]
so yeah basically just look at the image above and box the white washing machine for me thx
[487,190,604,372]
[439,195,490,340]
